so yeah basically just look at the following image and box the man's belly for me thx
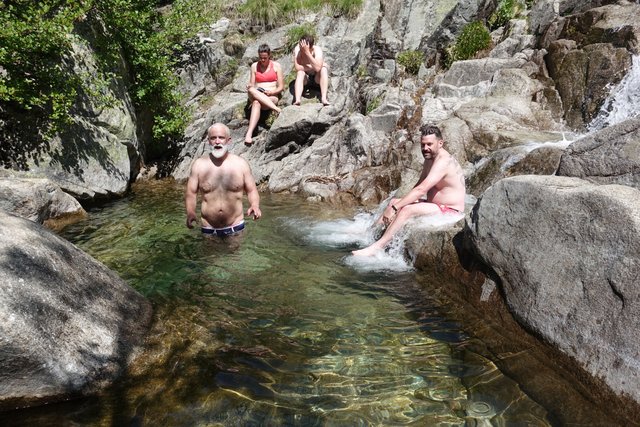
[201,201,244,228]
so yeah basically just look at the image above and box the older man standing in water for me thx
[352,124,465,256]
[185,123,261,237]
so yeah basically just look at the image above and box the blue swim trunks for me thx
[201,221,245,237]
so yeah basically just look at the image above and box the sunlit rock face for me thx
[541,2,640,129]
[0,211,152,409]
[558,117,640,189]
[0,176,86,228]
[467,174,640,405]
[1,22,140,201]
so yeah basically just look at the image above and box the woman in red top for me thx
[245,44,284,145]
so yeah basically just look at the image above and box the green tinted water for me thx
[5,181,554,426]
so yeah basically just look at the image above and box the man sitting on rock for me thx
[292,34,330,106]
[352,124,466,256]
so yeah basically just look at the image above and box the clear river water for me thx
[0,180,621,426]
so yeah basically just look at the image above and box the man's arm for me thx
[382,160,447,219]
[306,45,324,73]
[293,46,305,72]
[185,161,200,228]
[243,161,262,220]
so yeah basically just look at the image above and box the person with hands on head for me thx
[186,123,261,238]
[352,124,465,256]
[293,34,330,106]
[245,43,284,145]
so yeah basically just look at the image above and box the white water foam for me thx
[588,54,640,132]
[286,209,414,272]
[288,200,465,273]
[519,132,578,152]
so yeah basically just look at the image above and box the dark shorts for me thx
[201,221,245,237]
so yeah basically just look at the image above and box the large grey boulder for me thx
[557,117,640,189]
[541,2,640,129]
[468,175,640,405]
[419,0,494,61]
[466,143,565,196]
[0,176,85,228]
[0,211,152,409]
[20,36,140,200]
[528,0,620,36]
[448,95,563,161]
[545,41,631,129]
[381,0,458,51]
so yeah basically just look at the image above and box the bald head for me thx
[207,123,231,140]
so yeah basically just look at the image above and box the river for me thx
[0,180,617,426]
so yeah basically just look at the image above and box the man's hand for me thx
[186,213,197,229]
[299,39,311,55]
[381,205,397,226]
[247,206,262,220]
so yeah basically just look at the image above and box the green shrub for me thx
[397,50,424,75]
[444,21,491,68]
[241,0,282,28]
[0,2,89,134]
[285,23,317,52]
[488,0,525,30]
[366,95,382,114]
[356,65,368,79]
[1,0,219,160]
[162,0,221,46]
[329,0,363,18]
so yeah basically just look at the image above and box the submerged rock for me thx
[0,211,152,410]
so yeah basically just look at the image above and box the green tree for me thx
[1,0,219,164]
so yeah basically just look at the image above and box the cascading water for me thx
[588,54,640,132]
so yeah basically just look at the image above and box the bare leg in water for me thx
[352,202,441,256]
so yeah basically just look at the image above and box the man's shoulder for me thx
[227,153,250,166]
[192,155,209,166]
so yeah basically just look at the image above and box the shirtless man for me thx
[293,34,329,106]
[185,123,261,237]
[352,124,465,256]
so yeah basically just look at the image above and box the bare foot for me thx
[322,99,330,106]
[293,100,300,106]
[244,136,253,146]
[351,246,380,257]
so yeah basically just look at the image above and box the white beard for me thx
[210,144,228,159]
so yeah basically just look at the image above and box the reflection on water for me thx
[1,181,551,426]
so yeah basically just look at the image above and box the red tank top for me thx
[255,61,277,83]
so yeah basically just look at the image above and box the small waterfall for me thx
[294,197,465,273]
[588,55,640,132]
